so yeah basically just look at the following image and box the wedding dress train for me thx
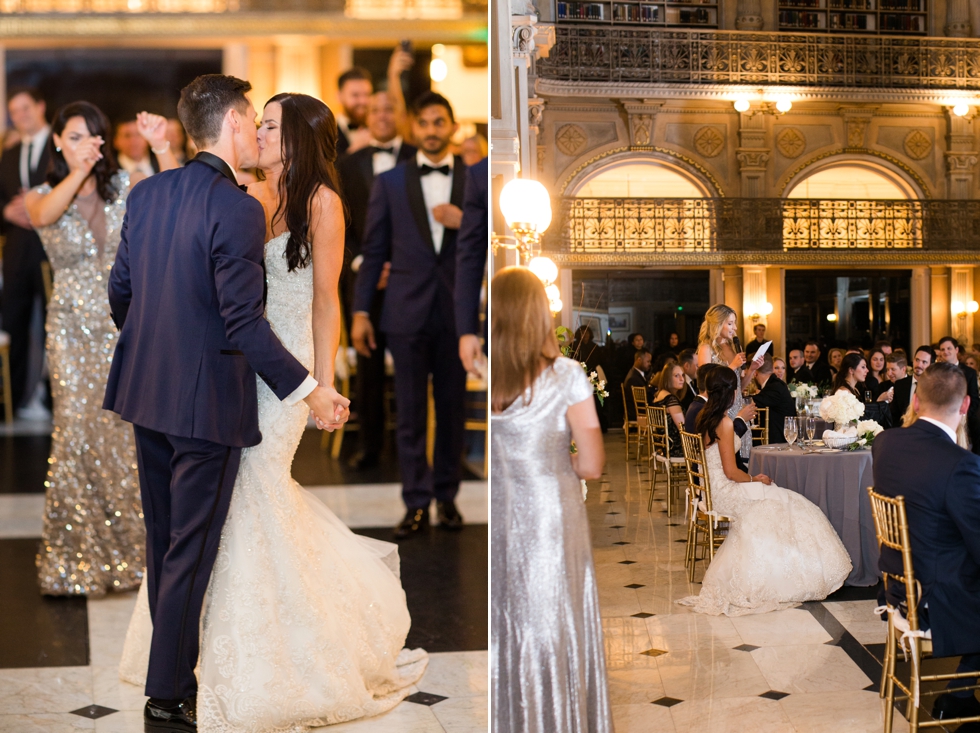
[679,435,852,616]
[119,232,427,732]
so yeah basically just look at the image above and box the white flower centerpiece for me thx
[847,419,884,451]
[819,391,866,447]
[789,383,820,414]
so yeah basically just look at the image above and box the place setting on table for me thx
[747,390,883,586]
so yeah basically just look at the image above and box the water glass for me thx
[784,416,798,448]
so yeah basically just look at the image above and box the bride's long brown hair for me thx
[491,267,561,412]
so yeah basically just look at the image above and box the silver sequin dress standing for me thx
[491,357,613,733]
[34,172,144,595]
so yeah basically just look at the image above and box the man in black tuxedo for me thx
[939,336,980,453]
[455,155,488,378]
[104,75,345,726]
[338,91,417,470]
[872,362,980,724]
[0,87,51,417]
[677,348,698,413]
[751,355,796,444]
[890,346,934,427]
[685,363,755,471]
[624,350,654,421]
[352,92,468,539]
[335,68,373,157]
[803,340,832,385]
[787,348,813,384]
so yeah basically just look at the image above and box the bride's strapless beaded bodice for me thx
[263,232,314,372]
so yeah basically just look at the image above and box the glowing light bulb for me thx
[953,103,970,117]
[429,58,448,83]
[549,298,563,314]
[431,43,446,57]
[734,98,750,113]
[970,300,979,313]
[761,301,774,316]
[545,283,561,301]
[528,256,559,285]
[826,313,838,322]
[776,98,793,114]
[953,300,966,316]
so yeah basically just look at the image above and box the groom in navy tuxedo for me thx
[352,91,468,539]
[104,75,345,730]
[872,362,980,725]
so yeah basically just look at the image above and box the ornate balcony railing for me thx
[537,26,980,89]
[0,0,480,13]
[554,197,980,252]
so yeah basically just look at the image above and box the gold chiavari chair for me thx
[681,430,731,581]
[0,330,11,425]
[621,384,640,462]
[631,386,652,462]
[648,405,686,515]
[867,487,980,732]
[751,406,769,446]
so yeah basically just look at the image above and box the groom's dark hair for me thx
[178,74,252,150]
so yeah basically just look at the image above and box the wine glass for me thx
[784,416,798,449]
[806,416,817,447]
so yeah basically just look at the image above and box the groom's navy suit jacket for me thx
[103,157,308,448]
[351,155,466,333]
[872,419,980,657]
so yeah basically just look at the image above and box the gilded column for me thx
[735,0,764,29]
[931,266,951,341]
[945,0,972,36]
[911,267,931,350]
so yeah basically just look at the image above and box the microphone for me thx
[733,336,742,354]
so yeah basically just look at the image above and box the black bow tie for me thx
[371,145,395,155]
[239,184,249,192]
[419,164,450,177]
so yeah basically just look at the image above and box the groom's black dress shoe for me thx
[932,691,980,726]
[145,697,197,732]
[436,501,463,531]
[394,507,430,539]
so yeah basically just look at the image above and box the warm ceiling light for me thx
[429,58,448,82]
[549,298,563,314]
[761,301,774,316]
[826,313,838,322]
[528,256,559,285]
[734,98,750,113]
[775,98,793,113]
[953,103,970,117]
[953,300,966,316]
[545,283,561,301]
[970,300,979,313]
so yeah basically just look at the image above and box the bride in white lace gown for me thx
[119,94,426,731]
[679,367,851,616]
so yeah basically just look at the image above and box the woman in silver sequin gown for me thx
[491,267,612,733]
[696,304,763,422]
[26,103,177,595]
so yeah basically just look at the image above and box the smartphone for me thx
[400,39,413,54]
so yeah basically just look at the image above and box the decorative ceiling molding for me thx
[537,79,980,108]
[0,13,484,38]
[550,251,980,268]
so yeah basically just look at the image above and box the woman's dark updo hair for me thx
[266,92,346,272]
[47,101,119,203]
[832,352,867,398]
[696,366,738,445]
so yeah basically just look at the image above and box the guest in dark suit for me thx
[338,91,417,470]
[103,75,342,717]
[685,363,754,471]
[803,340,832,385]
[352,92,468,539]
[752,355,796,444]
[624,350,654,421]
[890,346,935,427]
[455,155,488,377]
[787,349,814,384]
[0,87,51,415]
[335,67,373,157]
[938,336,980,454]
[744,323,767,357]
[872,362,980,723]
[677,348,698,413]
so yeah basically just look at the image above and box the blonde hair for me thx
[490,267,561,412]
[698,304,736,352]
[902,402,970,448]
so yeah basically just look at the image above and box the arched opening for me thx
[570,158,710,197]
[785,161,917,199]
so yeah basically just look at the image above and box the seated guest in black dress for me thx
[831,352,894,428]
[623,349,654,421]
[872,362,980,724]
[751,355,796,444]
[866,348,887,395]
[652,361,687,457]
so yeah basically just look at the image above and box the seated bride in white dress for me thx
[679,366,852,616]
[119,93,426,731]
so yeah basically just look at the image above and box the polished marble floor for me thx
[0,420,488,732]
[590,432,972,733]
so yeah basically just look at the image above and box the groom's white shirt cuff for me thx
[284,374,318,406]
